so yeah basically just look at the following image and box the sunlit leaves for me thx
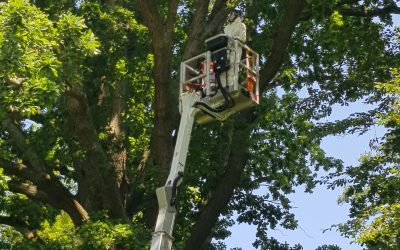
[356,203,400,248]
[329,11,344,27]
[3,212,151,249]
[0,0,60,116]
[0,0,100,117]
[57,13,100,83]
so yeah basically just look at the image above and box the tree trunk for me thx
[65,82,129,222]
[135,0,180,227]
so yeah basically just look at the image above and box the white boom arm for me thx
[150,91,201,250]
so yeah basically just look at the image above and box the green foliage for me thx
[315,244,341,250]
[0,212,150,249]
[0,0,60,116]
[376,68,400,126]
[332,69,400,249]
[0,0,399,249]
[57,12,100,79]
[0,0,99,117]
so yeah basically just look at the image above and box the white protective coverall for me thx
[220,16,246,89]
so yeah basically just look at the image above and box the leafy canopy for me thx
[0,0,398,249]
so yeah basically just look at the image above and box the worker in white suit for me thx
[220,9,246,89]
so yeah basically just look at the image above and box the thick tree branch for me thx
[185,118,254,250]
[166,0,180,36]
[0,114,90,224]
[0,158,90,225]
[259,0,307,93]
[204,3,230,44]
[136,0,179,48]
[7,178,89,225]
[301,1,400,21]
[109,78,129,207]
[1,116,47,174]
[1,160,42,185]
[339,4,400,17]
[209,0,228,21]
[135,0,182,226]
[7,180,50,201]
[135,0,181,175]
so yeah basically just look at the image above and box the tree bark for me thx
[135,0,181,226]
[136,0,179,177]
[109,78,130,207]
[7,179,89,225]
[0,160,88,226]
[64,82,129,222]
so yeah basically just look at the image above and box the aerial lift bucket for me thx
[179,34,260,124]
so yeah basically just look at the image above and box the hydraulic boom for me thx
[150,92,200,250]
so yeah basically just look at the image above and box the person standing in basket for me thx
[221,8,247,89]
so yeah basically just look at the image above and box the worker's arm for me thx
[237,22,246,43]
